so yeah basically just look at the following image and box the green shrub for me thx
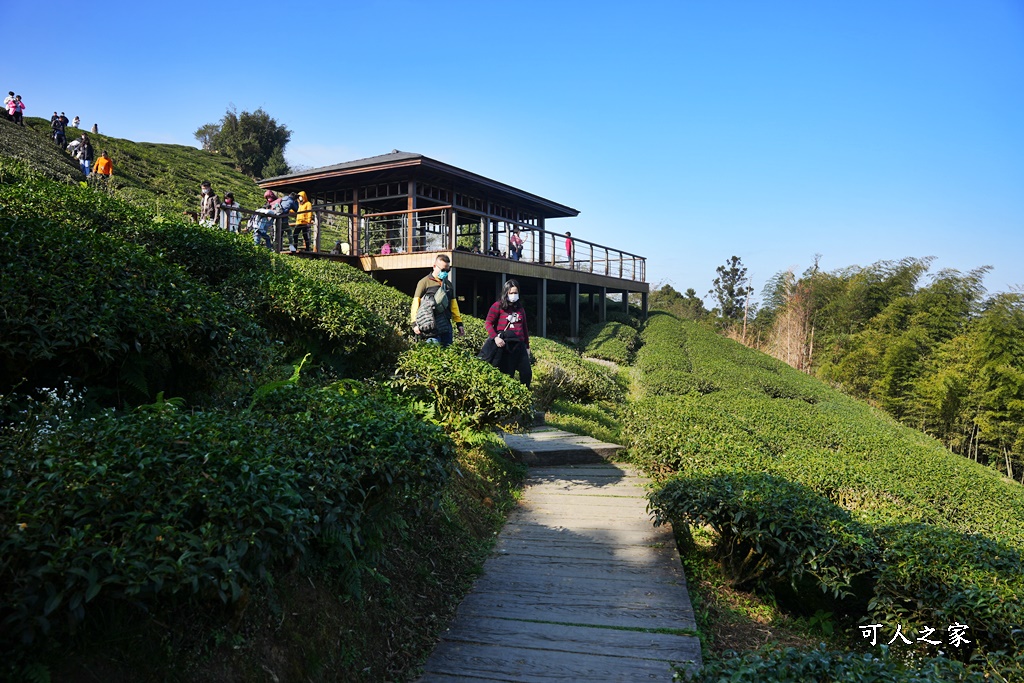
[681,644,991,683]
[0,382,453,662]
[580,320,639,365]
[530,337,621,409]
[651,472,876,597]
[871,524,1024,653]
[391,344,532,432]
[0,214,270,405]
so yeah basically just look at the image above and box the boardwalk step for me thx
[417,459,701,682]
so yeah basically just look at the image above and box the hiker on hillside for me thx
[51,115,67,148]
[59,112,69,127]
[7,95,25,126]
[77,134,94,176]
[410,254,465,347]
[72,115,80,128]
[3,92,13,120]
[292,190,313,252]
[93,150,113,181]
[199,181,220,227]
[482,278,532,387]
[220,193,243,233]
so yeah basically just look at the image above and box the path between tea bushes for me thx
[417,428,701,682]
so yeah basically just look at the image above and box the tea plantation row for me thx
[625,313,1024,677]
[0,159,558,677]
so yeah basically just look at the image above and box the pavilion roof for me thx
[259,150,579,219]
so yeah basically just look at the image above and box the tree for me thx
[710,255,752,321]
[198,107,292,179]
[193,123,220,151]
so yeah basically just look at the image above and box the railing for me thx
[213,203,646,282]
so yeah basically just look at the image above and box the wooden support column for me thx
[472,277,479,317]
[622,290,629,313]
[642,290,649,320]
[538,217,546,264]
[539,278,548,338]
[569,283,580,339]
[407,180,416,253]
[351,197,360,256]
[449,209,457,251]
[600,287,607,322]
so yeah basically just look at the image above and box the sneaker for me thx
[289,245,297,253]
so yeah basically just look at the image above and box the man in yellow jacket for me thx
[410,254,465,347]
[291,190,313,252]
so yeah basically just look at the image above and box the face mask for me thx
[437,270,449,280]
[509,293,519,303]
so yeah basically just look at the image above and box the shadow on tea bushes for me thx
[0,381,453,672]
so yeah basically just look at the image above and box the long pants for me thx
[291,224,311,250]
[80,159,91,176]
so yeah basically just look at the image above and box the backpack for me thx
[415,281,451,335]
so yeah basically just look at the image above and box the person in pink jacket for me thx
[7,95,25,126]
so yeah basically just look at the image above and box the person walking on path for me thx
[484,278,532,386]
[411,254,465,347]
[77,134,94,176]
[199,181,220,227]
[220,193,243,233]
[292,190,313,251]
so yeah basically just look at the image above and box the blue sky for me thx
[4,0,1022,301]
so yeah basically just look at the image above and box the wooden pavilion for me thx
[259,151,648,338]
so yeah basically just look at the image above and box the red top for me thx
[485,302,530,347]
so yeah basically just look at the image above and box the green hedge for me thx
[651,472,876,597]
[627,312,1024,660]
[391,343,533,432]
[681,645,997,683]
[530,337,622,408]
[0,382,453,660]
[0,213,270,404]
[580,320,639,365]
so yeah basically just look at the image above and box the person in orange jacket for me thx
[93,150,113,178]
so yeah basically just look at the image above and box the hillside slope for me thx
[1,116,267,215]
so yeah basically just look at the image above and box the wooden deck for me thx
[416,454,701,682]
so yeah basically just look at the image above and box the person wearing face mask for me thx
[410,254,465,347]
[199,181,220,227]
[483,278,531,386]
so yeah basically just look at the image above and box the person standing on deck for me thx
[565,231,574,269]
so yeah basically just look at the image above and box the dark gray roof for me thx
[259,150,579,219]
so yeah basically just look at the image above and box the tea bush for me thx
[0,382,453,658]
[0,213,270,405]
[530,337,622,408]
[651,472,876,597]
[391,343,532,432]
[628,312,1024,665]
[681,644,991,683]
[580,320,639,365]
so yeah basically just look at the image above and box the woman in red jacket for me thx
[484,279,531,387]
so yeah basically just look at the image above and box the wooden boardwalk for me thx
[417,437,701,682]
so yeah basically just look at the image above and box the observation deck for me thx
[258,151,648,337]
